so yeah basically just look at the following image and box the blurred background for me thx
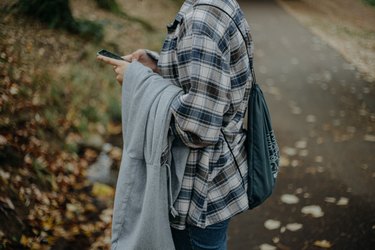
[0,0,374,249]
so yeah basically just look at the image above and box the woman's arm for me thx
[170,33,231,148]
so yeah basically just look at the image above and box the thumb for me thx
[122,55,132,62]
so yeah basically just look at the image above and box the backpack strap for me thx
[194,3,255,190]
[194,3,257,86]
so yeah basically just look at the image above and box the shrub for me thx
[15,0,103,41]
[364,0,375,6]
[16,0,76,30]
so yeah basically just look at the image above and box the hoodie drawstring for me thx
[165,163,178,218]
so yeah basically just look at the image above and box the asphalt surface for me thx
[227,0,375,249]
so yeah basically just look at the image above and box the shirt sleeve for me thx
[170,33,231,148]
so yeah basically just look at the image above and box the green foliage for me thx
[107,92,122,122]
[32,158,53,189]
[15,0,103,41]
[16,0,76,30]
[363,0,375,6]
[95,0,121,12]
[94,0,154,31]
[76,19,104,42]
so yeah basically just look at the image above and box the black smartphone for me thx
[97,49,129,61]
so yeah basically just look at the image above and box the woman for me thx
[98,0,254,249]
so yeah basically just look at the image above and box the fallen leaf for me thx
[84,148,98,161]
[359,109,367,116]
[109,147,122,161]
[0,170,10,180]
[264,219,281,230]
[301,205,324,218]
[259,244,276,250]
[66,203,83,213]
[306,115,317,123]
[296,188,303,194]
[364,134,375,142]
[102,143,113,153]
[99,208,113,224]
[303,193,311,199]
[291,106,302,115]
[361,164,369,170]
[283,147,297,156]
[336,197,349,206]
[107,122,122,135]
[324,197,336,203]
[0,135,7,145]
[272,237,280,244]
[92,182,114,198]
[41,217,53,231]
[286,223,303,231]
[299,149,309,157]
[281,194,299,204]
[314,240,332,248]
[85,203,98,213]
[315,156,324,163]
[9,84,19,95]
[279,156,290,167]
[317,166,325,173]
[20,235,29,246]
[291,159,299,167]
[295,140,307,149]
[0,197,15,210]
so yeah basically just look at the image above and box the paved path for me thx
[228,0,375,249]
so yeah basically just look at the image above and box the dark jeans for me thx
[171,219,230,250]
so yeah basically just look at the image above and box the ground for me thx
[228,1,375,249]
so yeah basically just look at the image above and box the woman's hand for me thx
[96,55,131,85]
[123,49,159,73]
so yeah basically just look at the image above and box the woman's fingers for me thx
[97,55,123,66]
[132,49,146,60]
[114,66,121,74]
[123,50,144,62]
[97,53,131,85]
[122,55,133,62]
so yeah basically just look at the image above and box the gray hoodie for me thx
[111,61,189,250]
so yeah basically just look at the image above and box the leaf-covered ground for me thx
[0,0,178,248]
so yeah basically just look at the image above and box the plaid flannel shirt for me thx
[157,0,254,229]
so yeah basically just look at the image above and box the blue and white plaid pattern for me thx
[158,0,254,229]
